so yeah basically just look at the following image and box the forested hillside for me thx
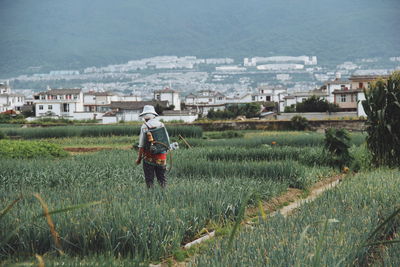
[0,0,399,77]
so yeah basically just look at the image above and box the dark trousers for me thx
[143,161,167,188]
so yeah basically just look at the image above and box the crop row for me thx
[2,125,203,139]
[187,132,366,148]
[0,140,68,159]
[191,169,400,266]
[0,150,289,263]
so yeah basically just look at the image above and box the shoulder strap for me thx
[143,121,156,130]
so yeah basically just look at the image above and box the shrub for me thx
[290,115,309,130]
[0,130,6,139]
[324,128,352,169]
[362,71,400,167]
[296,95,339,112]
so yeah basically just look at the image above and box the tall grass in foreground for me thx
[0,150,288,262]
[191,169,400,266]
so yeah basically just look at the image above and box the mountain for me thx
[0,0,399,78]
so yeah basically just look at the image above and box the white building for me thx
[283,89,329,111]
[323,74,351,103]
[251,86,287,112]
[154,88,181,110]
[33,88,84,118]
[184,90,226,105]
[83,91,120,112]
[0,82,25,112]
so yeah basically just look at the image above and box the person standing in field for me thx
[136,105,170,188]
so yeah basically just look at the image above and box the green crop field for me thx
[0,130,398,266]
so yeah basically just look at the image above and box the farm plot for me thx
[187,132,366,148]
[2,124,203,139]
[191,169,400,267]
[0,132,341,265]
[0,152,325,263]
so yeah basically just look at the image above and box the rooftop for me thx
[37,89,82,95]
[109,101,168,110]
[154,88,177,93]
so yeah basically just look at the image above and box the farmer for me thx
[136,105,170,188]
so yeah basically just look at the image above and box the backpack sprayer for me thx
[144,125,179,172]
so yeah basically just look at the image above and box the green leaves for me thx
[362,71,400,167]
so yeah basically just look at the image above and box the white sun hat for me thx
[139,105,158,117]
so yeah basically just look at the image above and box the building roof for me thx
[332,89,362,94]
[324,78,350,85]
[349,75,390,82]
[154,88,177,93]
[185,93,197,98]
[85,91,115,96]
[108,101,168,110]
[37,89,82,95]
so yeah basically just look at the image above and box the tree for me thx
[296,95,339,112]
[362,71,400,167]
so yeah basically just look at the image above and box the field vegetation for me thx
[1,127,398,266]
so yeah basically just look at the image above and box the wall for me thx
[277,111,358,120]
[159,114,198,123]
[73,112,104,120]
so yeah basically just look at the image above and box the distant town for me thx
[1,55,399,123]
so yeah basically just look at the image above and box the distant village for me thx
[0,73,389,123]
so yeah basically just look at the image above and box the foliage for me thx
[207,103,261,120]
[192,169,400,266]
[1,0,399,78]
[290,115,309,130]
[0,130,5,140]
[0,140,68,159]
[187,132,366,148]
[205,130,244,139]
[324,128,352,169]
[0,150,289,262]
[0,113,27,124]
[362,71,400,167]
[284,104,296,113]
[4,125,203,139]
[296,95,339,113]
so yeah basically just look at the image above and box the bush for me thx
[324,128,352,169]
[296,95,339,112]
[290,115,309,130]
[0,140,68,159]
[0,130,6,139]
[207,103,261,120]
[362,71,400,167]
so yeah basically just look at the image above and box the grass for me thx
[190,169,400,266]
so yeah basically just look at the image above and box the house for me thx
[0,82,25,112]
[102,101,168,123]
[330,74,390,116]
[253,86,288,112]
[324,75,351,103]
[184,90,226,105]
[283,88,328,111]
[154,88,181,110]
[349,74,390,91]
[83,91,120,112]
[33,88,84,118]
